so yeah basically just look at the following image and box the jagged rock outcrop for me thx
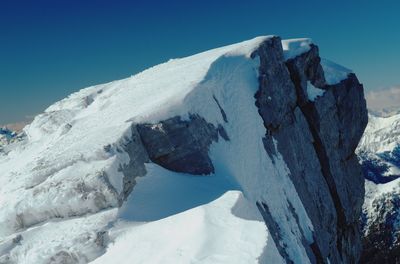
[116,126,149,202]
[252,37,367,263]
[136,114,228,175]
[112,114,230,206]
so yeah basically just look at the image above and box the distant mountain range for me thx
[0,119,32,132]
[369,108,400,118]
[357,112,400,263]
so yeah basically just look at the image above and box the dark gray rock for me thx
[253,37,338,263]
[251,37,297,132]
[137,114,227,175]
[311,75,367,262]
[101,125,149,207]
[252,36,367,263]
[286,44,326,106]
[117,125,149,202]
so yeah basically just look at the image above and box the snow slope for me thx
[320,59,352,85]
[93,189,279,264]
[0,36,352,264]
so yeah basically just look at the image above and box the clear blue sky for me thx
[1,0,399,124]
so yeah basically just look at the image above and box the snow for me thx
[0,209,118,264]
[363,176,400,229]
[358,113,400,187]
[307,81,325,101]
[0,128,16,147]
[118,164,235,222]
[282,38,312,60]
[98,38,310,263]
[0,35,345,263]
[320,58,352,85]
[93,191,278,264]
[359,113,400,153]
[280,39,352,85]
[358,111,400,234]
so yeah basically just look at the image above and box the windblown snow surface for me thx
[0,36,351,264]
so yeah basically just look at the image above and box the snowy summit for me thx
[0,36,367,264]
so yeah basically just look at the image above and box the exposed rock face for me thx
[252,37,368,263]
[136,114,228,175]
[117,126,149,202]
[111,114,229,205]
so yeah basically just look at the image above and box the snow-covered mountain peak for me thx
[24,36,271,142]
[0,36,366,264]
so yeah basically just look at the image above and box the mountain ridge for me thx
[0,36,367,264]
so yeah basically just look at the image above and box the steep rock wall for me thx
[251,37,367,263]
